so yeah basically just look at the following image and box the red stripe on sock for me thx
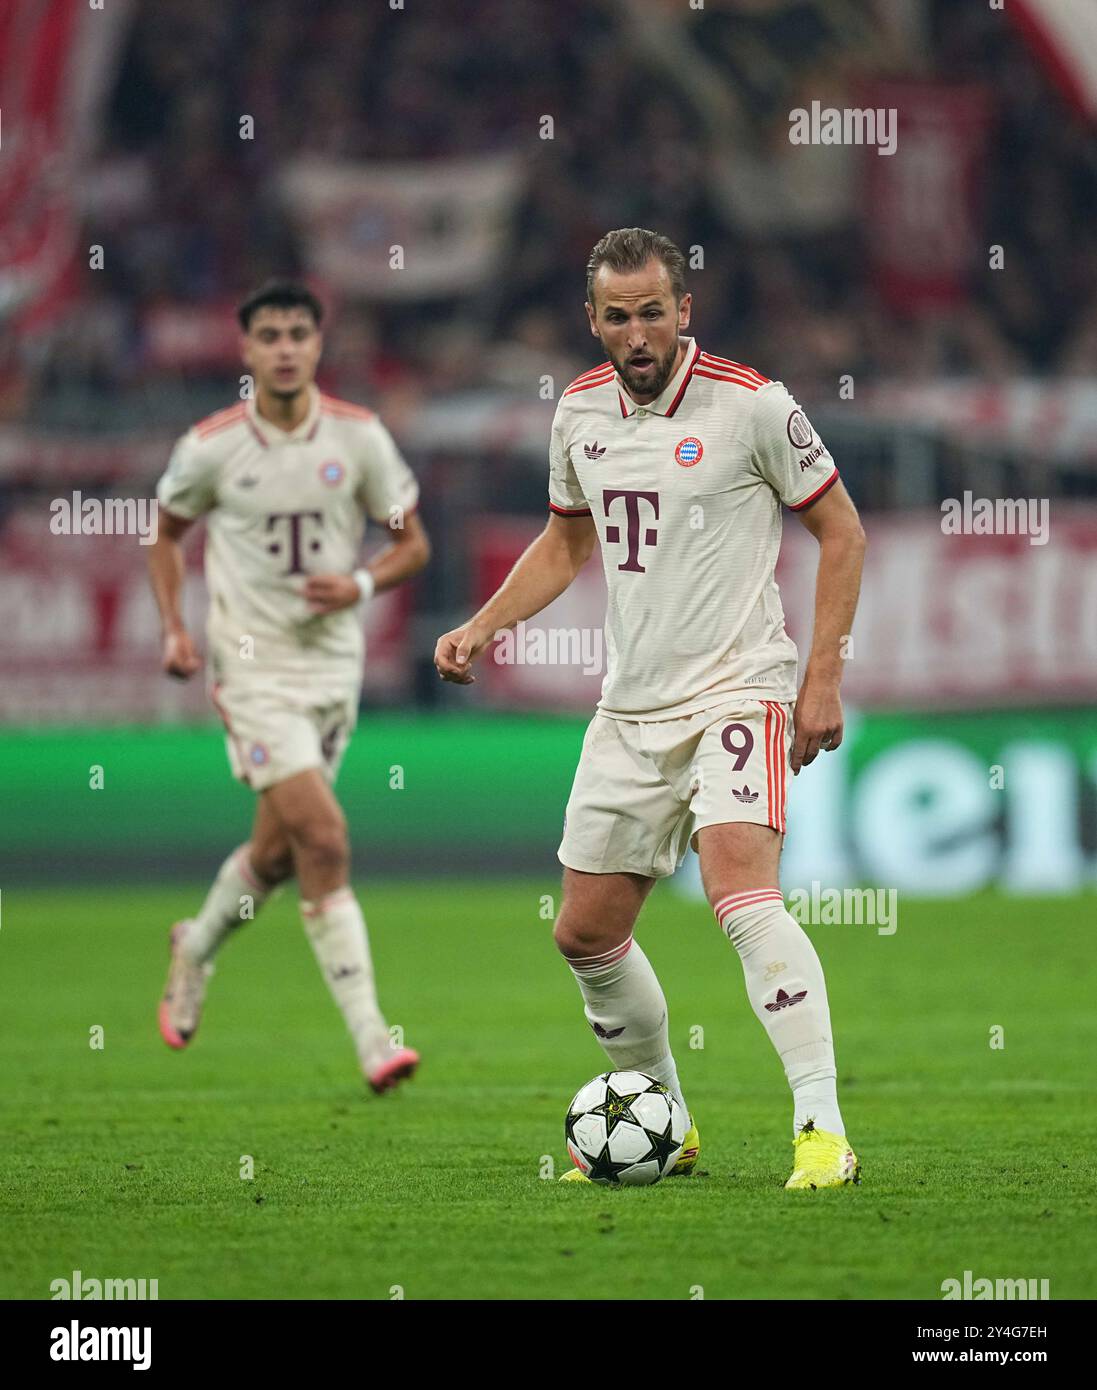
[301,888,355,918]
[569,937,633,972]
[714,889,784,923]
[235,850,264,893]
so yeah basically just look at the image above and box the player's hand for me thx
[434,621,493,685]
[791,676,843,774]
[162,628,202,680]
[303,574,362,615]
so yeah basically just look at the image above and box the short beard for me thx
[267,381,306,402]
[612,337,681,399]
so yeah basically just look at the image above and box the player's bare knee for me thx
[554,871,650,957]
[554,919,612,959]
[553,904,626,959]
[290,818,348,877]
[298,835,349,879]
[252,847,295,885]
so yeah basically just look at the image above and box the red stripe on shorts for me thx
[776,704,788,832]
[762,701,775,830]
[762,700,789,833]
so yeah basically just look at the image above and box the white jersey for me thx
[548,336,838,720]
[156,385,419,688]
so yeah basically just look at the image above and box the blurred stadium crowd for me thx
[8,0,1097,434]
[1,0,1095,729]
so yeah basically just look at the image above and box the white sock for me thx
[565,937,687,1117]
[300,886,390,1074]
[182,846,272,965]
[714,888,845,1138]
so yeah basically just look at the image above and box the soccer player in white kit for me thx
[148,282,430,1094]
[435,230,867,1187]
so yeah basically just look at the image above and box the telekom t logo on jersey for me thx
[266,510,323,575]
[603,489,659,573]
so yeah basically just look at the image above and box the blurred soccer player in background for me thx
[148,281,430,1093]
[436,229,866,1187]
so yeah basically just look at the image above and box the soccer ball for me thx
[564,1070,687,1186]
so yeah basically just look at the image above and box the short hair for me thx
[237,280,324,331]
[585,228,687,309]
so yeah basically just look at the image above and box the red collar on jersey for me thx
[245,384,322,447]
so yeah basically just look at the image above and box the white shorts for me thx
[558,699,792,879]
[210,678,359,793]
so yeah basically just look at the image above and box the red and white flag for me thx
[1011,0,1097,122]
[859,79,993,314]
[0,0,133,336]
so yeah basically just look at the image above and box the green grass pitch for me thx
[1,882,1093,1300]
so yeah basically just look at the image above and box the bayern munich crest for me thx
[249,743,270,766]
[319,459,345,486]
[674,437,703,467]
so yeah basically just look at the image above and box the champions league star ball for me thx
[565,1071,687,1185]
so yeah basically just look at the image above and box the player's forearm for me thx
[471,528,585,635]
[362,532,430,595]
[804,531,866,684]
[147,537,189,634]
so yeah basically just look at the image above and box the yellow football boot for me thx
[669,1116,700,1176]
[558,1167,592,1183]
[784,1119,861,1190]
